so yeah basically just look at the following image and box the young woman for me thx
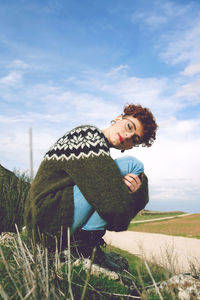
[25,103,157,269]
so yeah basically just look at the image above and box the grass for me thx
[0,229,177,300]
[129,214,200,239]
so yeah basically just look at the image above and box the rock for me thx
[71,253,135,290]
[73,258,120,280]
[60,249,133,288]
[148,273,200,300]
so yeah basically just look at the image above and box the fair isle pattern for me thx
[44,126,110,161]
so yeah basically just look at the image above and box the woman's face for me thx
[108,115,144,150]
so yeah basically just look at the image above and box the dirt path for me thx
[131,213,193,224]
[104,231,200,273]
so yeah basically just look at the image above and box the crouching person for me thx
[25,103,158,271]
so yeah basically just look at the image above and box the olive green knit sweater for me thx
[25,125,149,249]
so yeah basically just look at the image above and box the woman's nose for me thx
[125,131,134,140]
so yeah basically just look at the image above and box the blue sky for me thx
[1,0,200,213]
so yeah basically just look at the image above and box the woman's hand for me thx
[123,173,142,194]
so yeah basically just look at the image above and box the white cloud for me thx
[131,1,200,77]
[19,81,122,125]
[144,15,167,28]
[19,67,195,126]
[175,78,200,102]
[158,117,200,139]
[155,14,200,106]
[0,126,59,174]
[8,59,30,70]
[131,0,191,29]
[0,71,22,85]
[105,65,128,77]
[131,11,167,29]
[160,19,200,65]
[149,179,200,212]
[182,63,200,76]
[0,130,30,172]
[83,72,186,117]
[113,77,164,100]
[161,1,191,18]
[130,2,200,110]
[0,113,70,124]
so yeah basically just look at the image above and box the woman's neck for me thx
[101,128,109,140]
[101,128,112,146]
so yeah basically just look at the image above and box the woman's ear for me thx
[115,115,123,122]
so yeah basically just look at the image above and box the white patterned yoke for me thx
[45,126,110,161]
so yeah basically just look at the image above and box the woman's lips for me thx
[118,133,124,144]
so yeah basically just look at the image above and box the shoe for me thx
[70,229,106,259]
[70,229,129,272]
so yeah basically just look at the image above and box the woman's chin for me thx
[114,145,124,150]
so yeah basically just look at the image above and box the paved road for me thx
[130,213,193,224]
[104,231,200,273]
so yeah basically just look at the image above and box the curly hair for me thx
[123,104,158,147]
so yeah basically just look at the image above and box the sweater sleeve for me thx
[44,126,148,231]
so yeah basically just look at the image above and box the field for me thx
[129,214,200,239]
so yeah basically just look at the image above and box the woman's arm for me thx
[123,173,142,194]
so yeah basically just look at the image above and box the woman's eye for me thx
[132,135,140,144]
[128,123,132,130]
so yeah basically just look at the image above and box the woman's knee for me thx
[114,156,144,176]
[125,156,144,173]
